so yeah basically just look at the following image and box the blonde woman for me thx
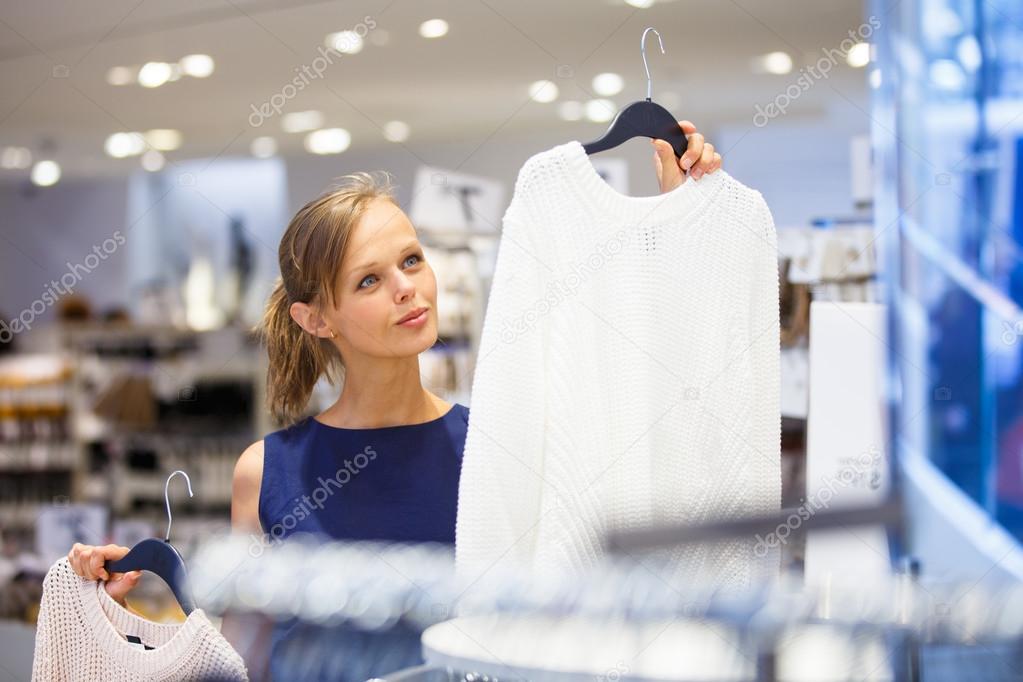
[67,126,723,680]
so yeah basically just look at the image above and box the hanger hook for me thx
[164,470,194,542]
[640,27,665,101]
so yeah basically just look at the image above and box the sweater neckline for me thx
[80,573,209,675]
[561,139,728,224]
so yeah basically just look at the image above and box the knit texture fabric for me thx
[31,558,248,681]
[455,140,782,591]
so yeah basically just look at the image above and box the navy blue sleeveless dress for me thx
[258,403,469,681]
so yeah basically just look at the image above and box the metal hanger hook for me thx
[641,27,665,101]
[164,470,194,542]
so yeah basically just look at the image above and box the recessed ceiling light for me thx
[585,99,616,123]
[251,136,278,158]
[419,19,449,39]
[326,30,364,54]
[179,54,215,78]
[106,66,134,86]
[846,42,870,68]
[625,0,655,7]
[138,62,173,88]
[1,147,32,169]
[752,52,793,75]
[104,132,146,158]
[282,110,325,133]
[558,101,583,121]
[31,160,60,187]
[592,72,624,96]
[383,121,410,143]
[145,129,182,151]
[305,128,351,154]
[529,80,559,103]
[141,150,165,172]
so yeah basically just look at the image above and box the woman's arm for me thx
[220,440,273,682]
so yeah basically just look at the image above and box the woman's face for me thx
[328,197,439,360]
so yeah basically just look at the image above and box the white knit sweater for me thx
[455,140,781,590]
[31,558,248,681]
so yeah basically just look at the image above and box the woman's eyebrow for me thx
[351,240,420,272]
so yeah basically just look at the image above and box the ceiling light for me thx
[141,150,165,172]
[326,30,364,54]
[751,52,793,75]
[585,99,616,123]
[625,0,656,7]
[592,73,624,96]
[282,110,325,133]
[31,160,60,187]
[144,129,182,151]
[383,121,410,143]
[138,62,173,88]
[104,132,146,158]
[529,80,558,103]
[1,147,32,169]
[251,136,278,158]
[106,66,134,86]
[179,54,215,78]
[846,42,870,68]
[419,19,449,39]
[558,101,583,121]
[304,128,351,154]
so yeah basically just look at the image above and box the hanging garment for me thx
[455,140,782,591]
[31,558,248,681]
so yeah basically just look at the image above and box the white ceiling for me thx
[0,0,871,180]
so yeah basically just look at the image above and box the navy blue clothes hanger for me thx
[105,470,197,614]
[582,27,689,160]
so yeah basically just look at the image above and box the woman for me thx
[66,126,723,679]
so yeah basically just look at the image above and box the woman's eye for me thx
[403,253,422,268]
[358,275,377,289]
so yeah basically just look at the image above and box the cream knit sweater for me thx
[31,558,248,681]
[455,140,781,590]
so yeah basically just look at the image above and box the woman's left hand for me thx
[652,120,722,192]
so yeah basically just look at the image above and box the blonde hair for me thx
[257,171,396,426]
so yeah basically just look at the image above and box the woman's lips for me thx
[397,308,428,327]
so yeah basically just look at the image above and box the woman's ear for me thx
[289,301,333,339]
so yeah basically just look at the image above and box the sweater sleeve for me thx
[455,186,548,584]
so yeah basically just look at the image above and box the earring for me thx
[329,329,336,339]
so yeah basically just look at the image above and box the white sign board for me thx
[804,302,891,585]
[36,504,109,565]
[409,166,505,234]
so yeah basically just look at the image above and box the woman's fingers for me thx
[104,570,142,605]
[679,132,704,176]
[652,138,683,192]
[68,543,130,581]
[691,142,717,180]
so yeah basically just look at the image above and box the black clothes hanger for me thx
[105,470,198,614]
[582,27,689,159]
